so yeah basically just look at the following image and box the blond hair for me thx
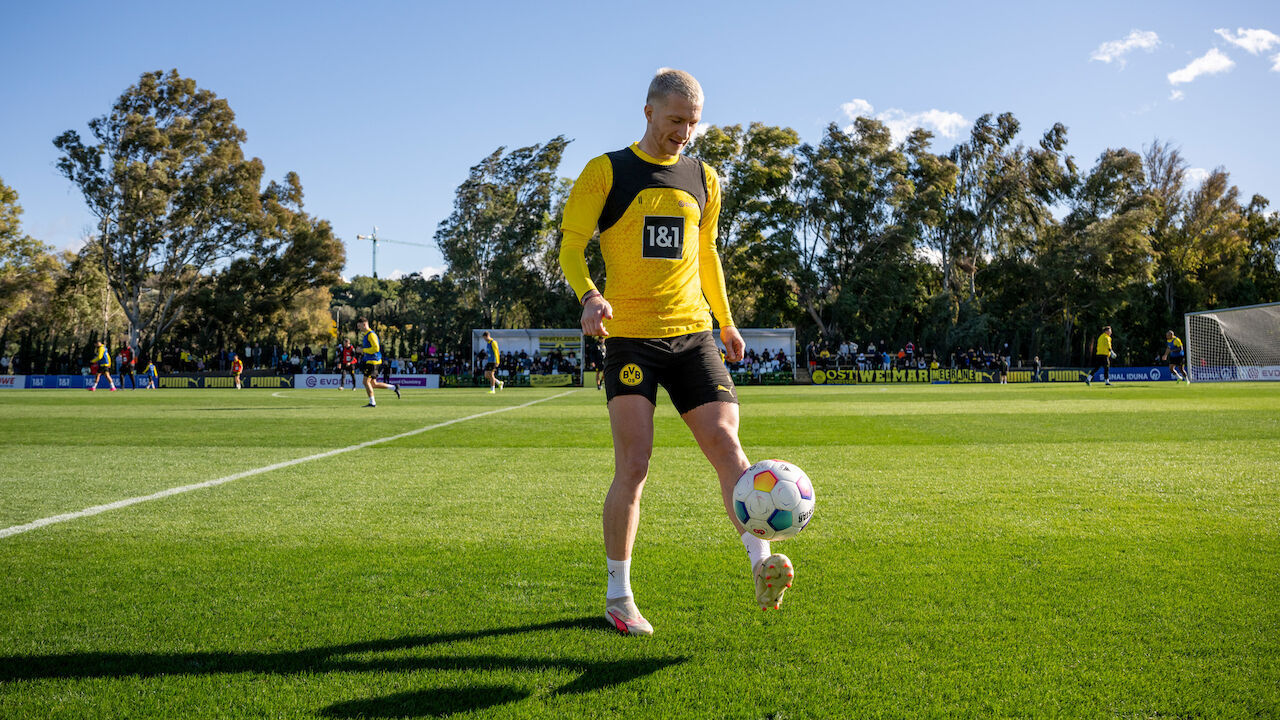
[647,68,703,106]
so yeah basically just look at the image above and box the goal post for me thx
[1184,301,1280,382]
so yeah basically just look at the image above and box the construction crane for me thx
[354,226,433,279]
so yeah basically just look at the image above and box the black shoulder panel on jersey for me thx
[599,148,708,233]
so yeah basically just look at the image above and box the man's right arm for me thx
[558,155,611,301]
[558,155,613,335]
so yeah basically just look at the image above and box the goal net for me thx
[1185,301,1280,382]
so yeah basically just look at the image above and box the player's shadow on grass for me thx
[0,616,685,718]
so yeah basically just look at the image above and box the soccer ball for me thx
[732,459,815,541]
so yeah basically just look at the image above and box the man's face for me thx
[358,322,369,332]
[644,93,702,158]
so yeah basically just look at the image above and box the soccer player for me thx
[481,331,504,393]
[1086,325,1114,386]
[142,359,158,389]
[338,339,358,390]
[1162,330,1188,382]
[357,317,400,407]
[559,68,792,637]
[231,353,244,389]
[118,343,136,389]
[87,341,117,391]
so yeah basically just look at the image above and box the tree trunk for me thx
[801,294,828,338]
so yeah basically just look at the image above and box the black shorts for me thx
[1093,354,1110,369]
[1169,354,1185,365]
[484,362,497,372]
[361,361,380,378]
[603,331,737,414]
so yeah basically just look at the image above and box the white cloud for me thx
[1184,167,1210,186]
[840,99,969,144]
[841,98,875,118]
[878,109,969,142]
[1273,53,1280,72]
[1214,27,1280,55]
[1169,89,1185,101]
[387,265,444,280]
[1168,48,1235,85]
[1091,30,1160,66]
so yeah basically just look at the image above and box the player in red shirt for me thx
[231,353,244,389]
[118,344,136,389]
[338,339,358,390]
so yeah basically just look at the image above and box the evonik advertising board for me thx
[294,374,441,389]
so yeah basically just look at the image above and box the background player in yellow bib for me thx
[1162,330,1188,382]
[357,316,400,407]
[87,341,117,392]
[559,68,793,636]
[481,331,504,393]
[1086,325,1114,386]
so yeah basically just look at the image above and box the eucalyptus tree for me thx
[933,113,1073,309]
[1167,169,1247,317]
[776,118,909,339]
[180,172,346,348]
[435,136,570,327]
[687,122,801,326]
[0,178,60,337]
[53,70,268,355]
[1240,194,1280,303]
[1049,148,1155,361]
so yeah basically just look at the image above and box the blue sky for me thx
[3,0,1277,279]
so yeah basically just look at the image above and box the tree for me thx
[1172,169,1247,314]
[182,172,345,348]
[53,69,267,355]
[0,178,60,336]
[396,272,481,354]
[774,119,908,340]
[1239,194,1280,303]
[687,123,801,326]
[935,114,1073,310]
[1048,148,1155,362]
[434,136,570,327]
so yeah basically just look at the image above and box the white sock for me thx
[606,558,631,599]
[741,531,771,571]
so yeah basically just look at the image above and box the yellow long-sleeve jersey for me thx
[558,142,733,338]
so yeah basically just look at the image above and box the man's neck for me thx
[635,137,677,163]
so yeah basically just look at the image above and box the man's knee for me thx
[614,446,651,484]
[693,410,742,455]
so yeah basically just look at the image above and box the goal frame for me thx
[1184,301,1280,382]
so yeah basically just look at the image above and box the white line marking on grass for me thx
[1,390,578,540]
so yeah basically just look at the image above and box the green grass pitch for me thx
[1,382,1277,719]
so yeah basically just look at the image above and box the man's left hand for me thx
[721,326,745,363]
